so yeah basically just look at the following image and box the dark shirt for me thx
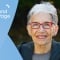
[18,40,60,60]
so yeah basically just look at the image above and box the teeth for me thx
[36,35,47,39]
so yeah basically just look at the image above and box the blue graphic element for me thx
[0,0,23,60]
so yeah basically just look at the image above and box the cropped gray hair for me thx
[27,2,58,24]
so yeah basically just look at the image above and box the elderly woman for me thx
[18,2,60,60]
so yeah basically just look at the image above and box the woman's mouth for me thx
[36,35,47,39]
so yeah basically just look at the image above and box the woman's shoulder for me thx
[18,41,34,52]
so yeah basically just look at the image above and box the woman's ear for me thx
[53,25,59,36]
[26,25,32,36]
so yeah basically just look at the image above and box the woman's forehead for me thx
[29,12,53,22]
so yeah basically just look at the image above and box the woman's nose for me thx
[38,25,45,32]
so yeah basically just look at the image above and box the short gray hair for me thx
[27,2,58,24]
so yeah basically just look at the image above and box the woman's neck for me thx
[34,42,52,54]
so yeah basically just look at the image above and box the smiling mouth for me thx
[36,35,47,39]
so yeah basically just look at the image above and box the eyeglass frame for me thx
[27,22,55,29]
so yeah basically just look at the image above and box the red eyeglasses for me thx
[28,22,54,29]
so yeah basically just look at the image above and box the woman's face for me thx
[27,12,58,45]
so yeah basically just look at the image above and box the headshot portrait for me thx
[9,0,60,60]
[18,1,60,60]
